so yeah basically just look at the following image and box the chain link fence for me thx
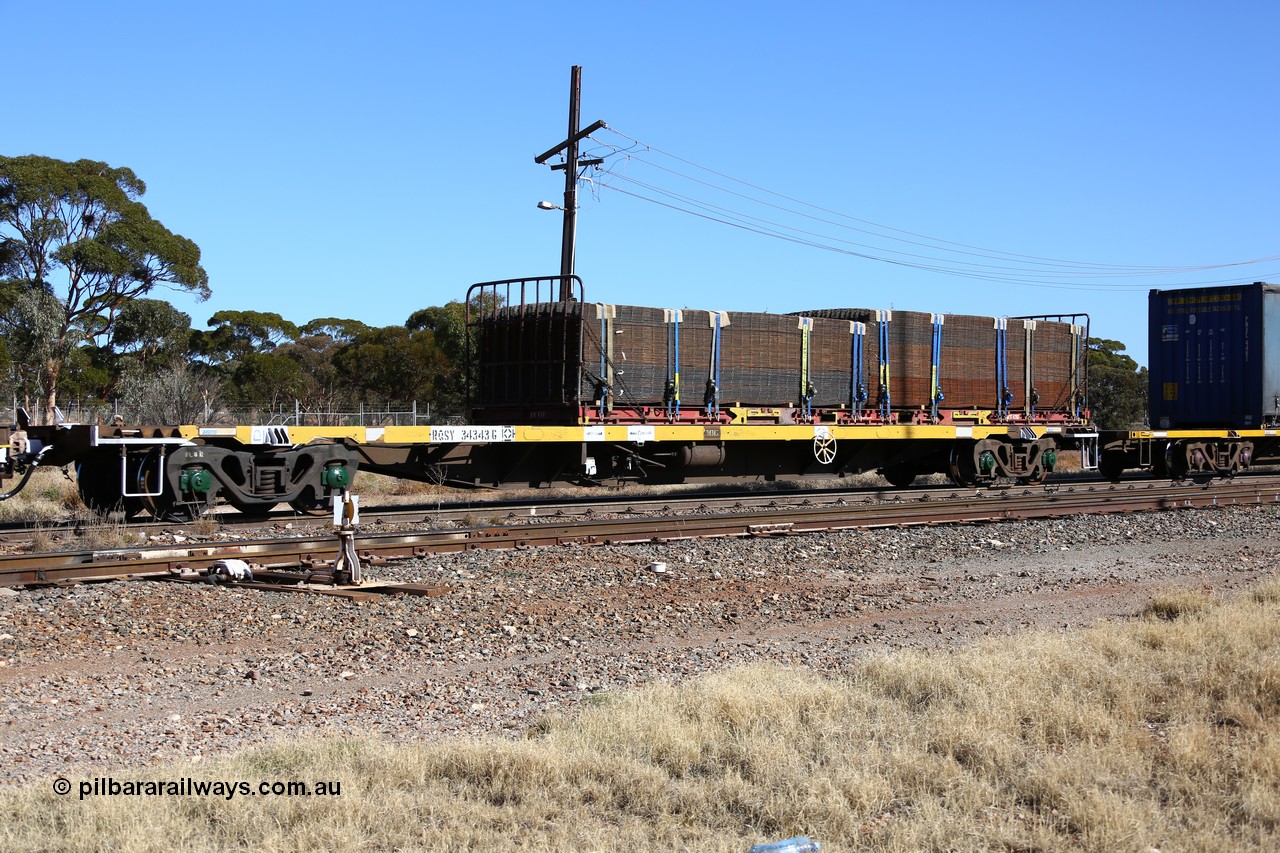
[6,400,438,428]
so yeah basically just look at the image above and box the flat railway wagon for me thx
[1098,281,1280,480]
[0,275,1097,520]
[465,276,1093,490]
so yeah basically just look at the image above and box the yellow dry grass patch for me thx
[2,582,1278,852]
[0,468,81,522]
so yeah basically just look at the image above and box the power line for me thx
[595,179,1278,291]
[585,127,1279,290]
[599,171,1212,281]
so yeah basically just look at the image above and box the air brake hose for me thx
[0,446,52,502]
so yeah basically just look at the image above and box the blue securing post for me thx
[704,311,723,418]
[878,310,891,421]
[850,322,866,417]
[798,316,814,420]
[996,318,1011,419]
[674,311,680,417]
[1072,324,1082,420]
[930,314,944,421]
[712,312,722,416]
[664,310,682,419]
[599,311,607,420]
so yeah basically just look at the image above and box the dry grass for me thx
[1055,448,1085,473]
[73,515,148,551]
[1141,588,1215,621]
[1,515,145,557]
[187,516,222,537]
[22,515,147,553]
[351,472,452,502]
[3,580,1278,852]
[0,468,80,522]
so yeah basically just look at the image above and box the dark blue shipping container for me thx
[1148,282,1280,429]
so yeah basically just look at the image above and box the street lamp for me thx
[536,200,577,300]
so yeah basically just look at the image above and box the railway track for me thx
[7,468,1279,546]
[3,476,1277,593]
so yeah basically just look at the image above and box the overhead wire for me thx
[582,127,1279,290]
[594,181,1263,291]
[599,170,1215,282]
[596,127,1280,272]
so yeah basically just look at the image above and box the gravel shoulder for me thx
[2,503,1277,785]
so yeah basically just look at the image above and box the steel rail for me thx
[2,480,1277,590]
[8,470,1280,548]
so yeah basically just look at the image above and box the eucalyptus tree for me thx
[283,318,372,417]
[0,155,209,421]
[115,361,222,425]
[227,352,310,417]
[193,309,299,367]
[1087,338,1148,429]
[404,296,504,418]
[333,325,449,409]
[111,298,194,374]
[0,283,64,412]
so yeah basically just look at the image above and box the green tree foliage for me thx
[0,237,19,278]
[0,282,66,412]
[0,279,26,387]
[405,302,469,416]
[0,155,209,421]
[277,332,348,416]
[115,362,222,425]
[194,309,299,365]
[57,343,116,411]
[2,248,482,423]
[1087,337,1147,429]
[405,303,466,360]
[111,298,193,373]
[228,352,309,414]
[333,326,450,408]
[405,293,506,418]
[300,317,370,343]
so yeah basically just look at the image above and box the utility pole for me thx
[535,65,606,300]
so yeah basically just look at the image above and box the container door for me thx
[1263,286,1280,426]
[1148,284,1263,429]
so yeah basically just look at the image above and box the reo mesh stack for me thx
[471,301,1082,423]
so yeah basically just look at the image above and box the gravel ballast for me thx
[1,503,1277,785]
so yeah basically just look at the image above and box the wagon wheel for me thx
[1163,442,1188,482]
[880,464,917,489]
[289,485,329,516]
[1098,450,1126,483]
[137,448,207,523]
[75,454,141,519]
[948,444,979,488]
[813,435,837,466]
[1017,467,1048,486]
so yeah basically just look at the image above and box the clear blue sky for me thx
[6,1,1278,367]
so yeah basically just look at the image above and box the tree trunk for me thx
[43,359,60,425]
